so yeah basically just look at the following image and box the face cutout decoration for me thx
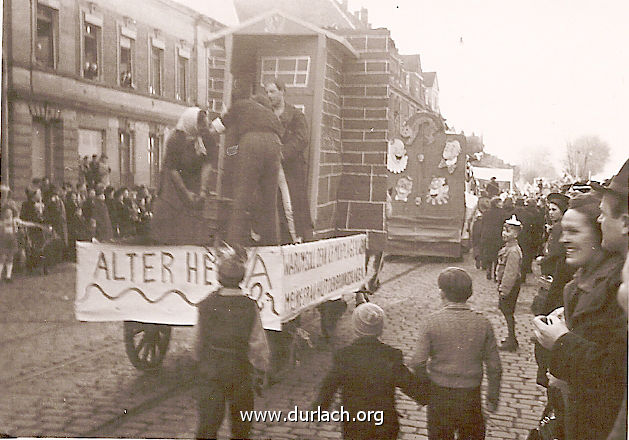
[426,177,450,205]
[438,140,461,174]
[387,139,408,174]
[395,176,413,202]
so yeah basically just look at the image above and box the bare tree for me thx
[563,135,610,180]
[516,146,558,183]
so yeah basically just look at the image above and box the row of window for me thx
[34,3,311,113]
[34,2,213,106]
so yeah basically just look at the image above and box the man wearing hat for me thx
[594,159,628,440]
[313,303,426,440]
[486,177,500,198]
[592,159,628,259]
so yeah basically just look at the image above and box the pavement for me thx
[0,252,547,439]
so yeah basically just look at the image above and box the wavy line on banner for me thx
[79,283,203,306]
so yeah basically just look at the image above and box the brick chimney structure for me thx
[330,29,396,251]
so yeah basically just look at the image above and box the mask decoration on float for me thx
[387,139,408,174]
[395,176,413,202]
[426,177,450,205]
[439,140,461,174]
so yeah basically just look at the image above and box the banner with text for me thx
[75,234,366,330]
[281,235,367,322]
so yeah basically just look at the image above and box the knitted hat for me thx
[352,303,385,337]
[217,247,247,288]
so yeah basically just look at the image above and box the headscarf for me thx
[175,107,207,156]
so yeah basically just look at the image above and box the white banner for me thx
[75,235,366,331]
[75,242,219,326]
[281,235,367,322]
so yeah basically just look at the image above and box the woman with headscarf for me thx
[150,107,217,245]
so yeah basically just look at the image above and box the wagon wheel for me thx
[123,321,172,371]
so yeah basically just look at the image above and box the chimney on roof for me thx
[359,7,368,26]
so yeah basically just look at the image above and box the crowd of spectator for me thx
[0,154,154,277]
[469,160,628,440]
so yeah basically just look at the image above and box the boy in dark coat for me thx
[196,247,270,440]
[313,303,426,440]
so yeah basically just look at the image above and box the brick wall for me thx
[335,29,392,251]
[315,45,344,237]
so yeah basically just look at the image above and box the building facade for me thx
[2,0,226,199]
[3,0,448,251]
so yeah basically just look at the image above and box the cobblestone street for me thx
[1,252,546,439]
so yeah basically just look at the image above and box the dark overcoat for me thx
[549,251,627,440]
[313,336,425,440]
[480,206,504,262]
[279,104,314,241]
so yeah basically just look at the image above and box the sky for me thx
[349,0,628,177]
[173,0,628,178]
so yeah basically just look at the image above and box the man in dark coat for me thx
[43,185,68,249]
[264,78,314,242]
[480,197,504,280]
[514,198,535,281]
[485,177,500,198]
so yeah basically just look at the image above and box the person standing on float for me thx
[264,78,314,243]
[149,107,217,245]
[212,92,283,246]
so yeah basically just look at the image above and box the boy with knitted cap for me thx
[313,303,426,440]
[411,267,502,439]
[196,246,269,440]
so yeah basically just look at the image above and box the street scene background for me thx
[1,253,545,439]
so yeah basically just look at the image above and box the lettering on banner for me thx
[92,250,215,285]
[284,267,366,313]
[244,250,279,317]
[283,237,367,276]
[83,249,217,306]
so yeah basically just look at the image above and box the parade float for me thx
[75,235,366,370]
[386,112,467,258]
